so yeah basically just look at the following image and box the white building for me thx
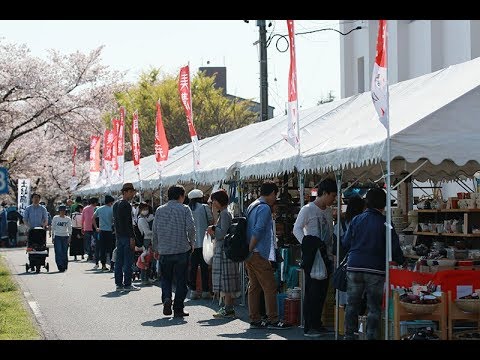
[340,20,480,98]
[340,20,480,200]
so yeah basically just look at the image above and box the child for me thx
[136,245,153,286]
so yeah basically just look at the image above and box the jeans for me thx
[54,235,69,271]
[8,221,17,247]
[189,247,210,292]
[345,271,385,340]
[83,231,94,258]
[114,235,134,287]
[159,251,189,312]
[245,252,278,323]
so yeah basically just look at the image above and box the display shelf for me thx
[413,232,480,237]
[447,291,480,340]
[393,291,447,340]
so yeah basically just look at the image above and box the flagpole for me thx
[384,21,392,341]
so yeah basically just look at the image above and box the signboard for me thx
[17,179,30,216]
[0,167,8,194]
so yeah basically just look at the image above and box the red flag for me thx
[283,19,300,150]
[179,65,200,170]
[89,135,101,185]
[117,107,125,181]
[371,20,389,129]
[132,111,141,178]
[72,145,77,177]
[155,100,169,175]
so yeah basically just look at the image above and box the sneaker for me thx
[101,266,109,271]
[304,329,323,337]
[163,298,172,316]
[173,310,189,317]
[267,321,292,330]
[189,291,200,300]
[213,307,235,318]
[123,285,141,292]
[249,320,268,329]
[93,264,99,270]
[116,285,123,292]
[316,326,332,333]
[201,291,212,299]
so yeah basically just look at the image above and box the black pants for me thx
[189,247,210,292]
[7,221,17,247]
[95,231,112,266]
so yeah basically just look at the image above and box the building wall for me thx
[340,20,480,98]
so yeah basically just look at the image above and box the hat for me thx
[105,195,115,204]
[188,189,204,199]
[121,182,136,192]
[57,204,67,212]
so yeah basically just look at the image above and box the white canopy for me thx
[77,57,480,195]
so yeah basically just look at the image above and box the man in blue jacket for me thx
[341,187,404,340]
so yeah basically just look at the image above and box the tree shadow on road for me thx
[101,291,127,298]
[197,317,237,327]
[216,329,274,340]
[142,317,187,327]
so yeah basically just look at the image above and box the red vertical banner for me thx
[89,135,101,186]
[111,118,119,182]
[371,19,389,129]
[179,65,200,171]
[117,107,125,181]
[283,19,300,150]
[132,111,141,179]
[155,100,169,176]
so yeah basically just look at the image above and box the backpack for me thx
[223,202,262,262]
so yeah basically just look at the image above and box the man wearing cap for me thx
[52,205,72,272]
[93,195,115,271]
[112,183,140,292]
[23,193,49,230]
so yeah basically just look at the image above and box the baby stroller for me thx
[25,227,49,273]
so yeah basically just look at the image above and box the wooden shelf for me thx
[414,231,480,237]
[417,209,480,213]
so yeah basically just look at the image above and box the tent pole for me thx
[298,170,305,327]
[335,170,342,340]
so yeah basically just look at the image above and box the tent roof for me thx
[78,57,480,195]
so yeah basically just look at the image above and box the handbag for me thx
[332,255,348,292]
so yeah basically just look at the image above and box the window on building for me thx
[357,56,365,93]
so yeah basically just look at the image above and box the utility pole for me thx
[257,20,269,122]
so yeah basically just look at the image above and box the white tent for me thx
[77,57,480,195]
[240,56,480,182]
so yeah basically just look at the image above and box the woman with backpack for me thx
[207,189,240,318]
[187,189,214,300]
[137,202,154,285]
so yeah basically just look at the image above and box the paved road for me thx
[1,244,335,340]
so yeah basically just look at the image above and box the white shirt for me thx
[293,202,334,258]
[51,215,72,237]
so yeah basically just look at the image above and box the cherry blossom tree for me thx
[0,40,126,206]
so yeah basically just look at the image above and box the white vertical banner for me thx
[111,119,120,183]
[371,19,389,129]
[89,135,101,186]
[283,19,300,150]
[17,179,30,217]
[179,65,200,171]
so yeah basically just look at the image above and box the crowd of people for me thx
[1,178,404,339]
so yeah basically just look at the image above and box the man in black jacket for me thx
[112,183,140,292]
[341,188,404,340]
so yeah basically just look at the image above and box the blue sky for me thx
[0,20,341,117]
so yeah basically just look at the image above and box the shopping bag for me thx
[310,249,327,280]
[333,255,348,292]
[202,232,214,265]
